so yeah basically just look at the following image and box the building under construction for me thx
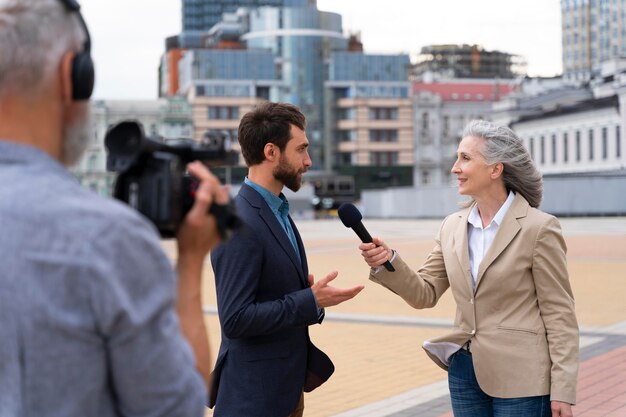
[412,44,527,79]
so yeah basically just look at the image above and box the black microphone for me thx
[338,203,395,272]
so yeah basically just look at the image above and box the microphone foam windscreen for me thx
[337,203,362,228]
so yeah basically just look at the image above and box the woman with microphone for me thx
[358,120,579,417]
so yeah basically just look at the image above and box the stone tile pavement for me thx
[158,216,626,417]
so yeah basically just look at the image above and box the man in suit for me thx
[0,1,228,415]
[359,120,578,417]
[210,102,364,417]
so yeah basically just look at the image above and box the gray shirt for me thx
[0,141,205,417]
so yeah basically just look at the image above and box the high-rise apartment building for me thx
[562,0,626,81]
[325,53,413,194]
[182,0,314,32]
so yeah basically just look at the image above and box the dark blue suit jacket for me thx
[209,183,334,416]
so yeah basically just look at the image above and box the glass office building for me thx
[182,49,276,81]
[178,48,278,97]
[182,0,314,32]
[242,6,347,167]
[329,52,410,82]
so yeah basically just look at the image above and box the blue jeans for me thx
[448,349,551,417]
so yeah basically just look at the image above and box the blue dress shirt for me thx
[244,178,301,260]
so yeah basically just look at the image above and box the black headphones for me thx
[57,0,94,100]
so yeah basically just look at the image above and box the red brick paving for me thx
[575,345,626,417]
[435,344,626,417]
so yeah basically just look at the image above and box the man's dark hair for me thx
[237,101,306,166]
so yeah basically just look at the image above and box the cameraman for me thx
[0,1,225,416]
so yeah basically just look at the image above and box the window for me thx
[208,106,239,120]
[617,125,621,158]
[334,87,349,99]
[369,129,398,142]
[589,129,595,160]
[529,137,535,161]
[602,127,608,159]
[256,87,270,100]
[338,130,356,142]
[369,151,399,166]
[369,107,398,120]
[540,136,545,164]
[422,112,429,130]
[576,131,581,161]
[551,134,557,163]
[421,170,430,185]
[563,133,569,163]
[340,152,352,165]
[338,107,355,120]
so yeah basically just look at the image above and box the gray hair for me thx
[462,119,543,208]
[0,0,85,97]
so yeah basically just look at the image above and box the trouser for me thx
[448,349,551,417]
[286,392,304,417]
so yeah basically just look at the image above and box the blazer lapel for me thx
[239,184,306,285]
[474,193,528,289]
[453,208,473,292]
[290,216,309,286]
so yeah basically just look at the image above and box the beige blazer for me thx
[370,193,579,404]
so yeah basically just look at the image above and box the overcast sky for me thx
[79,0,562,100]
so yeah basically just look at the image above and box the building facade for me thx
[176,44,284,181]
[561,0,626,81]
[493,61,626,175]
[169,3,348,170]
[181,0,310,32]
[242,5,347,168]
[325,80,414,194]
[324,53,413,194]
[511,95,625,175]
[186,78,284,182]
[412,79,515,187]
[360,71,626,218]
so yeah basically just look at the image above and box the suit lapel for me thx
[239,184,306,286]
[474,193,528,289]
[453,208,473,292]
[290,216,309,285]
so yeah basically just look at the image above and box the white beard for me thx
[61,109,90,167]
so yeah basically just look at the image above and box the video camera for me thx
[105,120,240,238]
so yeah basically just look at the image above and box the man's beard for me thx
[61,109,90,167]
[273,155,304,192]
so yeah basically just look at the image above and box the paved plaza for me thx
[159,216,626,417]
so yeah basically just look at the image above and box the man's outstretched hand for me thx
[309,271,364,308]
